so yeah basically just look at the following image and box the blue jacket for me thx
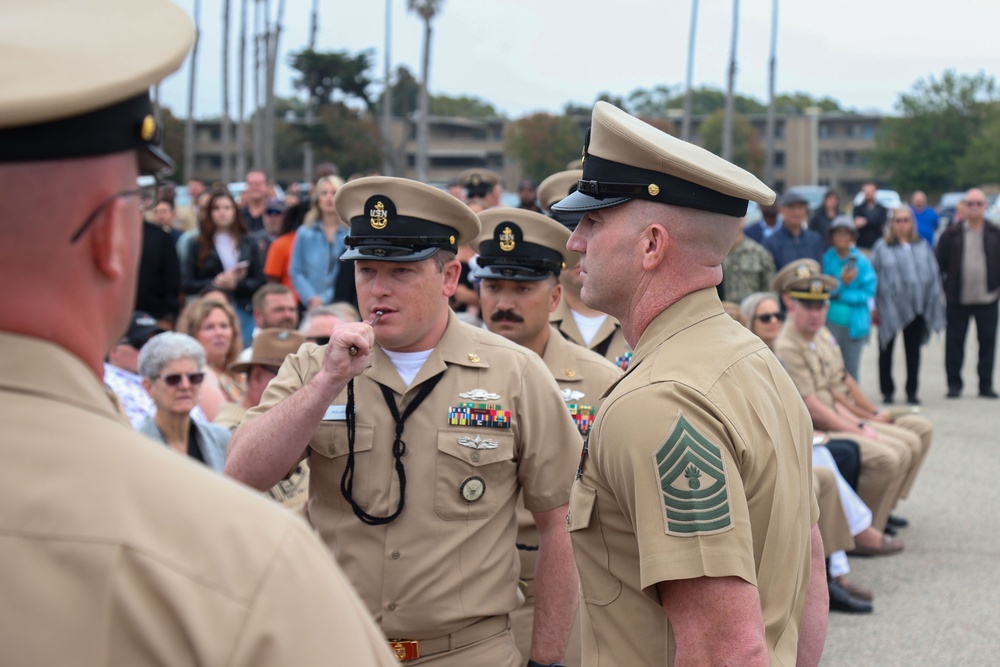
[763,224,824,270]
[823,247,877,339]
[289,222,348,304]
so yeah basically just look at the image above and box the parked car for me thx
[936,191,966,227]
[984,193,1000,225]
[786,185,829,215]
[852,188,902,211]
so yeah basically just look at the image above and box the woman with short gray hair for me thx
[137,332,230,472]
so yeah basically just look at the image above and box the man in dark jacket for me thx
[935,188,1000,398]
[136,220,181,327]
[852,182,888,250]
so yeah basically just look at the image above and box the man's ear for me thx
[89,197,132,281]
[440,257,462,298]
[548,282,562,313]
[641,223,669,272]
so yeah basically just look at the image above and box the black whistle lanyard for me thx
[341,372,445,525]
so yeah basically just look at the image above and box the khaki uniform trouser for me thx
[886,414,933,499]
[815,466,855,556]
[830,430,910,531]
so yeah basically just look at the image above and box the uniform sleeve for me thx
[229,520,397,667]
[596,383,756,600]
[774,339,817,400]
[515,353,581,513]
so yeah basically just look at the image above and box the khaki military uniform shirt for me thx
[517,327,624,574]
[247,311,580,640]
[775,325,843,409]
[568,289,816,666]
[0,333,395,667]
[550,298,632,369]
[217,402,311,512]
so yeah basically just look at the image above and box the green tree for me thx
[871,70,1000,194]
[773,92,843,114]
[699,109,763,175]
[506,113,584,182]
[955,110,1000,186]
[430,94,498,118]
[289,48,375,109]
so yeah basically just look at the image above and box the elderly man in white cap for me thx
[0,1,395,664]
[552,102,827,666]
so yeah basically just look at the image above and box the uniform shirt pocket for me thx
[435,428,515,521]
[567,480,622,606]
[310,422,375,508]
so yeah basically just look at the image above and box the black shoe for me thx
[883,395,894,405]
[907,395,920,405]
[947,387,962,398]
[883,523,897,536]
[980,389,999,399]
[887,514,909,529]
[829,579,873,613]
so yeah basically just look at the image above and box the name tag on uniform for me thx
[323,404,349,421]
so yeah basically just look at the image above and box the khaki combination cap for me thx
[335,176,480,262]
[457,168,501,199]
[229,329,305,374]
[538,169,585,231]
[472,208,578,282]
[0,0,194,176]
[772,259,838,301]
[552,101,776,217]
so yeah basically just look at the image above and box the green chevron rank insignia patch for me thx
[652,412,733,536]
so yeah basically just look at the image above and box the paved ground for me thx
[822,327,1000,665]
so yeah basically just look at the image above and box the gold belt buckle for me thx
[388,639,421,662]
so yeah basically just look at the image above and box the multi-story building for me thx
[184,111,886,203]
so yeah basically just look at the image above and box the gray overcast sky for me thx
[159,0,1000,120]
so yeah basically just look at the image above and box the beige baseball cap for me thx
[0,0,194,176]
[472,208,578,281]
[335,176,480,262]
[553,101,775,216]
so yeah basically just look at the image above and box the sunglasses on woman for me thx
[156,372,206,387]
[756,312,786,324]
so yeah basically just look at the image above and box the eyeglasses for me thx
[306,336,330,346]
[155,372,206,387]
[965,200,986,207]
[69,176,159,244]
[893,217,913,223]
[756,312,786,324]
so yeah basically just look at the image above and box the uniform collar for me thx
[624,287,724,377]
[366,310,491,394]
[541,325,585,384]
[0,332,122,421]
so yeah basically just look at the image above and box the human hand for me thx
[854,216,868,229]
[841,264,858,285]
[321,320,376,381]
[870,410,892,424]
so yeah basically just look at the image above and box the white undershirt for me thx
[382,348,433,387]
[213,233,239,270]
[572,310,608,346]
